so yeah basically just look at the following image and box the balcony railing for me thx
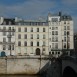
[0,29,15,32]
[0,42,15,44]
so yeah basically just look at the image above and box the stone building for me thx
[0,12,74,57]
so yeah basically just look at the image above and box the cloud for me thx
[62,0,77,6]
[0,0,55,19]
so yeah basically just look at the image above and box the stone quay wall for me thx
[0,56,50,74]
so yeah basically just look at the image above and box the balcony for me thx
[0,29,15,32]
[0,42,15,44]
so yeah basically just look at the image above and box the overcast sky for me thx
[0,0,77,32]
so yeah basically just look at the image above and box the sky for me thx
[0,0,77,32]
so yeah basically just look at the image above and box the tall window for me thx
[64,26,66,30]
[31,41,33,46]
[8,45,11,50]
[24,28,27,32]
[68,37,70,42]
[3,27,6,30]
[55,31,58,35]
[3,32,6,36]
[31,27,33,32]
[37,34,39,39]
[18,34,21,39]
[24,41,27,46]
[24,34,27,39]
[12,45,14,50]
[67,31,70,35]
[64,37,66,42]
[67,26,70,30]
[55,43,58,49]
[64,43,66,48]
[43,41,45,46]
[43,28,45,32]
[37,42,39,46]
[31,34,33,39]
[12,32,14,36]
[37,28,39,32]
[9,27,11,30]
[18,41,21,46]
[52,37,54,42]
[64,31,66,35]
[18,27,21,32]
[52,43,54,49]
[55,37,58,42]
[64,21,66,24]
[3,45,6,50]
[3,38,6,42]
[43,34,45,39]
[52,31,54,35]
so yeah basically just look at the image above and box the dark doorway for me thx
[36,48,40,55]
[1,51,6,57]
[63,66,77,77]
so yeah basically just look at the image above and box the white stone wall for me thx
[15,25,49,55]
[0,25,15,56]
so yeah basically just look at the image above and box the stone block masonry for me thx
[0,56,49,74]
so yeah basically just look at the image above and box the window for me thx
[31,34,33,39]
[43,34,45,39]
[64,26,66,30]
[3,32,6,36]
[43,48,45,51]
[64,31,66,35]
[24,34,27,39]
[18,41,21,46]
[18,27,21,32]
[67,26,70,30]
[8,45,11,50]
[31,41,33,46]
[12,45,14,50]
[64,21,66,24]
[67,43,70,49]
[9,27,11,30]
[52,43,54,49]
[52,27,54,30]
[55,31,58,35]
[3,27,6,30]
[43,41,45,46]
[24,41,27,46]
[31,28,33,32]
[52,37,54,42]
[55,43,58,49]
[18,34,21,39]
[68,37,70,42]
[55,37,58,42]
[64,37,66,42]
[25,28,27,32]
[3,45,6,50]
[67,31,70,35]
[37,34,39,39]
[52,31,54,35]
[64,43,66,48]
[43,28,45,32]
[3,38,6,42]
[37,28,39,32]
[37,42,39,46]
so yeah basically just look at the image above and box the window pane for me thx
[18,41,21,46]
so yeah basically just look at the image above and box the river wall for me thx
[0,56,50,74]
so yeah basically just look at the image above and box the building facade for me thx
[0,12,74,57]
